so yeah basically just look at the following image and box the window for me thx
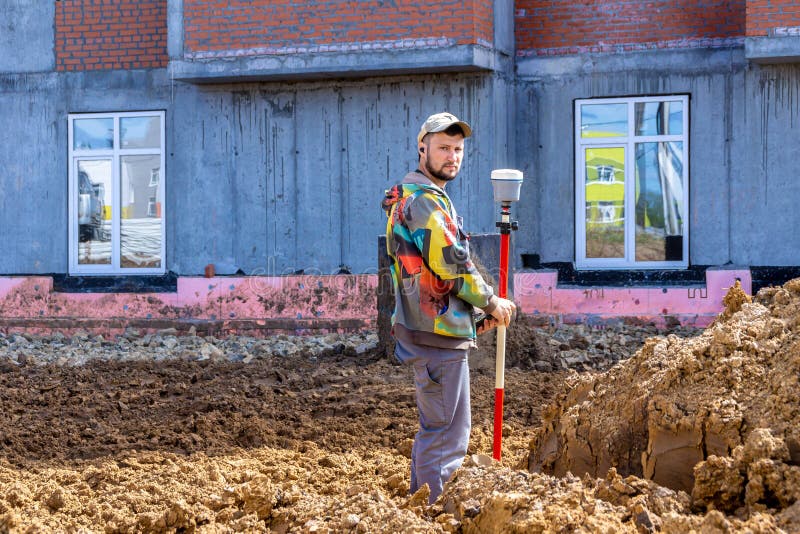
[68,111,165,274]
[147,196,157,217]
[575,96,688,269]
[596,165,615,183]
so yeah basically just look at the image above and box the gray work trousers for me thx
[395,339,471,504]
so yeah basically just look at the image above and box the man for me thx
[382,112,516,503]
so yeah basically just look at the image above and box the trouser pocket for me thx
[414,362,445,428]
[413,357,469,430]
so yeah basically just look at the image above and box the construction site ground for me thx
[0,283,798,532]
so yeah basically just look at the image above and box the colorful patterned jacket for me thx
[382,171,498,349]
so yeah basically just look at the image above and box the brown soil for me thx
[0,330,566,532]
[0,282,797,532]
[527,280,800,531]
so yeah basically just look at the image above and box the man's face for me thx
[421,131,465,183]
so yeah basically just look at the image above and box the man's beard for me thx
[425,159,458,182]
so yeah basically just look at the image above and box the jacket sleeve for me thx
[404,191,498,312]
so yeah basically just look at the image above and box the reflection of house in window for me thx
[596,165,615,182]
[149,168,159,187]
[147,196,157,217]
[598,201,616,223]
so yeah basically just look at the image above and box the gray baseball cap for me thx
[417,112,472,144]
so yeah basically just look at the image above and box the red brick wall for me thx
[747,0,800,36]
[55,0,167,71]
[183,0,493,56]
[516,0,745,56]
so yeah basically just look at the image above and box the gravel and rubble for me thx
[0,329,382,368]
[0,319,697,372]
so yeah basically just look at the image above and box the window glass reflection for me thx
[74,118,113,150]
[635,142,684,261]
[581,103,627,138]
[585,147,625,258]
[77,159,112,265]
[120,116,161,149]
[121,155,162,268]
[635,101,683,136]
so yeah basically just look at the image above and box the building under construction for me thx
[1,0,799,334]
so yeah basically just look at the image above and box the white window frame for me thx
[575,95,689,270]
[68,111,166,275]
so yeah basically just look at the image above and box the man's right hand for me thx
[489,297,516,327]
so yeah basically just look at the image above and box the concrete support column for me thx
[167,0,184,60]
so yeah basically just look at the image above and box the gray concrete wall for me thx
[0,70,512,276]
[4,38,800,277]
[515,47,800,267]
[0,70,171,274]
[0,1,54,73]
[734,63,800,265]
[0,74,63,273]
[169,73,514,275]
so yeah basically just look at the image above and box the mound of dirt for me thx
[438,461,788,533]
[527,279,800,523]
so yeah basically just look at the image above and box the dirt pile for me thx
[438,461,791,533]
[439,461,689,533]
[527,279,800,525]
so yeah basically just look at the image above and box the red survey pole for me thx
[489,168,522,463]
[493,202,513,461]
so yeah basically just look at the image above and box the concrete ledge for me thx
[0,275,378,337]
[745,36,800,64]
[517,46,746,79]
[169,44,509,83]
[514,267,751,328]
[1,267,749,337]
